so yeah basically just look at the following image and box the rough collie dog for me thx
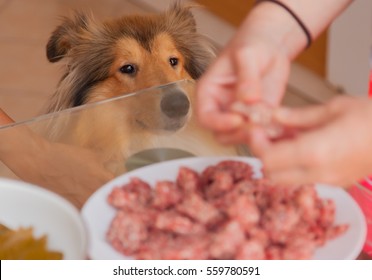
[45,2,239,173]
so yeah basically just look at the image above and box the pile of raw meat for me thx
[106,160,348,259]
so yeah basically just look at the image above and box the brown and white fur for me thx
[46,2,239,174]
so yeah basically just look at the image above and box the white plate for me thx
[0,178,87,259]
[81,156,367,260]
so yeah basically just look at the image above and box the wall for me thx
[327,0,372,95]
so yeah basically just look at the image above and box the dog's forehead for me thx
[104,15,167,52]
[114,33,179,57]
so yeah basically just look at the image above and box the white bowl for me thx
[0,178,87,259]
[82,156,366,260]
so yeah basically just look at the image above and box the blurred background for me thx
[2,0,370,123]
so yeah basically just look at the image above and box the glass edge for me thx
[0,79,195,130]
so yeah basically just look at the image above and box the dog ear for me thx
[165,2,198,34]
[46,12,91,62]
[165,2,217,79]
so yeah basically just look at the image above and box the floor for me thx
[0,0,340,123]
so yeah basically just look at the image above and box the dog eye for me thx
[119,64,137,75]
[169,57,179,67]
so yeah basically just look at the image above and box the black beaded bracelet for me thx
[255,0,312,49]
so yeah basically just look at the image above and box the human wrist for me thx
[247,0,352,59]
[244,1,309,60]
[257,0,312,49]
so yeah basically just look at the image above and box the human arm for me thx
[196,0,352,136]
[251,0,353,60]
[0,108,113,208]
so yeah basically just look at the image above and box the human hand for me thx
[196,13,291,143]
[250,96,372,187]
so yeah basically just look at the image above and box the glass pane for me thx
[0,80,249,208]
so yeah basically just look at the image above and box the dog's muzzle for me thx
[160,90,190,119]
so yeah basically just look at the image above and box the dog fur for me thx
[46,2,239,174]
[46,2,215,111]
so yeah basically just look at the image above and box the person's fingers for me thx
[196,95,244,131]
[215,122,275,148]
[196,78,231,117]
[265,160,353,187]
[258,128,335,182]
[261,54,290,106]
[265,168,312,186]
[201,112,244,132]
[200,49,236,83]
[196,55,244,131]
[272,104,332,128]
[259,137,308,173]
[215,129,247,145]
[233,48,263,103]
[197,53,236,104]
[247,125,271,156]
[254,132,314,187]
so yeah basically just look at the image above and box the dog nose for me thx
[160,91,190,119]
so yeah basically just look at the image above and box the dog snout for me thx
[160,90,190,119]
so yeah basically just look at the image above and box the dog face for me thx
[84,33,192,103]
[46,2,215,134]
